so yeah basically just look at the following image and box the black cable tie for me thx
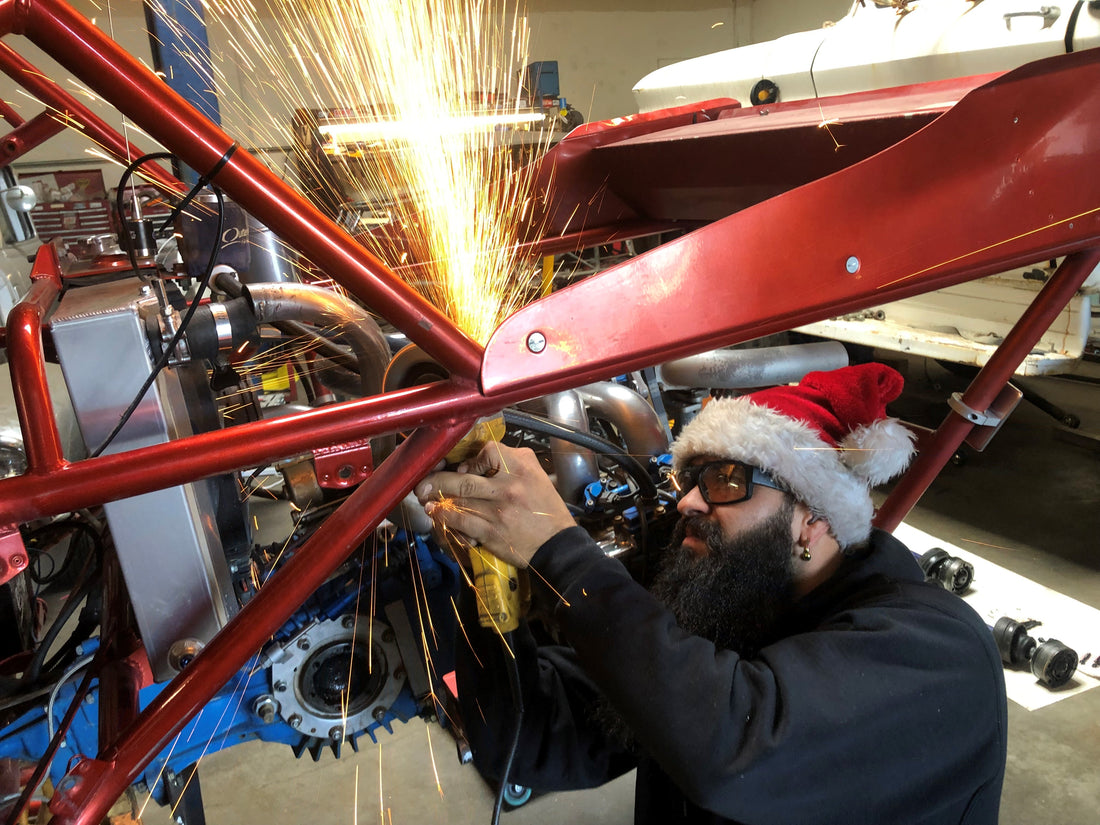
[204,141,239,184]
[155,143,239,235]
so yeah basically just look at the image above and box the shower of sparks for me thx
[151,0,552,345]
[522,559,570,608]
[877,204,1100,289]
[429,491,569,606]
[370,533,381,662]
[817,116,845,152]
[185,706,207,743]
[402,537,454,721]
[433,495,567,615]
[409,543,441,650]
[431,516,517,647]
[137,731,183,819]
[239,476,280,504]
[227,323,352,384]
[219,656,268,752]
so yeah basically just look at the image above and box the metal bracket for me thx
[0,525,29,586]
[1004,6,1061,30]
[314,438,373,489]
[164,762,207,825]
[948,392,1004,427]
[950,385,1025,452]
[384,600,431,704]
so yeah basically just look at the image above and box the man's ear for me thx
[794,504,832,548]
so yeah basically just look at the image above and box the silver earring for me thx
[800,544,812,562]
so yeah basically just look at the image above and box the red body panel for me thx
[483,51,1100,397]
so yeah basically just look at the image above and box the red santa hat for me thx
[670,363,916,549]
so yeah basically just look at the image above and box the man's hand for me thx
[414,442,576,568]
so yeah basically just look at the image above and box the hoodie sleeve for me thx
[453,527,637,791]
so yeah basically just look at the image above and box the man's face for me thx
[673,455,794,558]
[655,455,799,653]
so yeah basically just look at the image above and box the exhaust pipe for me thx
[659,341,849,390]
[533,391,601,504]
[575,382,669,458]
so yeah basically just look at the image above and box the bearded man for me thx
[415,364,1007,825]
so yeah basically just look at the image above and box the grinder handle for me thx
[468,545,524,632]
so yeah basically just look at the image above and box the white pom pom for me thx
[840,419,916,487]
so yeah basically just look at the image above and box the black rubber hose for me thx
[41,582,102,676]
[502,409,660,500]
[1065,1,1085,53]
[492,631,525,825]
[505,407,657,582]
[0,674,23,694]
[180,296,258,361]
[40,614,98,677]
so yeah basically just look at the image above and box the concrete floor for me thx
[140,361,1100,825]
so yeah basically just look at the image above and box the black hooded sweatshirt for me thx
[455,526,1007,824]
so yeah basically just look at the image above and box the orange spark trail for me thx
[425,724,445,799]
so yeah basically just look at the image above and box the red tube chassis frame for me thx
[0,2,1096,821]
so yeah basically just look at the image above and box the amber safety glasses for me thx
[673,460,782,506]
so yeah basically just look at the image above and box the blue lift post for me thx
[142,0,222,186]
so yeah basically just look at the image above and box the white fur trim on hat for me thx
[840,418,917,488]
[671,398,885,549]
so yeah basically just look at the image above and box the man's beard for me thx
[650,497,797,653]
[591,498,797,751]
